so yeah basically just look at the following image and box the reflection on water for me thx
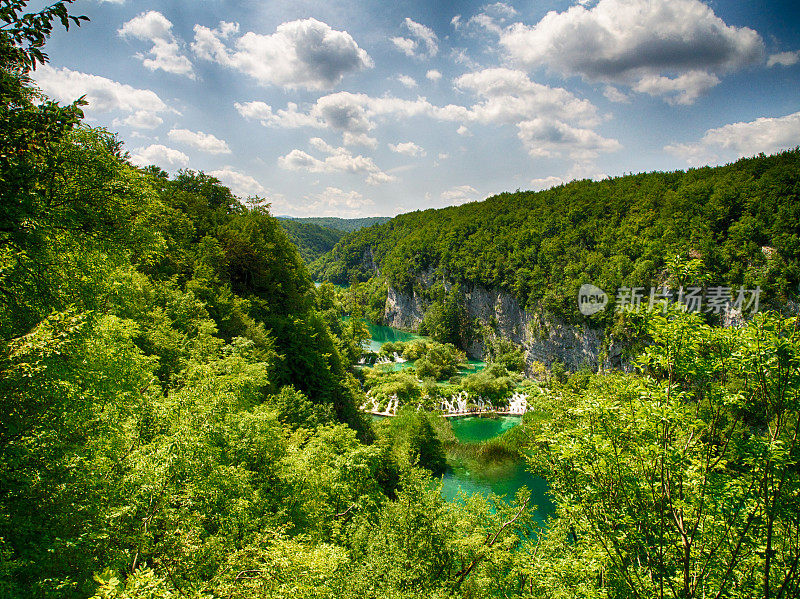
[450,415,521,443]
[364,322,420,353]
[442,415,555,524]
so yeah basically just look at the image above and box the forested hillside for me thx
[3,4,800,599]
[278,216,391,233]
[313,152,800,323]
[276,218,344,263]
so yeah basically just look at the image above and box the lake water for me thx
[363,321,486,374]
[364,323,550,519]
[440,415,555,524]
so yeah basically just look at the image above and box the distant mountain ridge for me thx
[276,216,391,233]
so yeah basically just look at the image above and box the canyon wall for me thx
[383,280,623,372]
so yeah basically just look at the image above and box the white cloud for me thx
[602,85,630,103]
[118,11,194,78]
[530,176,564,191]
[299,186,375,217]
[426,69,442,81]
[767,51,800,68]
[665,110,800,166]
[389,141,426,157]
[391,37,417,57]
[392,17,438,58]
[451,15,462,30]
[237,91,466,137]
[633,71,720,105]
[234,101,278,125]
[517,118,621,159]
[483,3,518,18]
[278,138,396,185]
[130,144,189,168]
[209,166,267,197]
[441,185,479,204]
[33,65,170,114]
[192,18,372,90]
[469,14,502,34]
[237,68,617,162]
[112,110,163,130]
[342,132,378,148]
[500,0,764,104]
[468,3,519,35]
[167,128,231,154]
[454,68,599,127]
[397,74,417,88]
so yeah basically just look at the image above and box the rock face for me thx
[383,285,426,329]
[383,279,610,372]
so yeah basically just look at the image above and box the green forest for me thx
[278,216,391,234]
[275,219,344,264]
[2,3,800,599]
[312,149,800,324]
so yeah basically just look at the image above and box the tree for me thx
[529,311,800,599]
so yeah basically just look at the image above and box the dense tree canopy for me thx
[313,151,800,324]
[3,4,800,599]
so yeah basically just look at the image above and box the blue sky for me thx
[34,0,800,217]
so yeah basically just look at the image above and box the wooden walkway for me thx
[365,408,525,418]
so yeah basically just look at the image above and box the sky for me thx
[33,0,800,217]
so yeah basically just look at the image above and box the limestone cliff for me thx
[383,279,618,373]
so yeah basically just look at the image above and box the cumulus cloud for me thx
[530,176,565,191]
[130,144,189,168]
[237,68,617,160]
[209,166,267,197]
[192,18,372,90]
[468,14,502,35]
[33,65,170,115]
[391,17,438,58]
[389,141,426,157]
[300,186,375,217]
[633,71,720,105]
[278,138,396,185]
[467,3,520,35]
[441,185,479,204]
[237,92,466,138]
[665,111,800,166]
[112,110,163,130]
[517,118,621,159]
[500,0,764,104]
[483,3,518,18]
[167,128,231,154]
[397,74,417,88]
[602,85,630,103]
[426,69,442,81]
[529,164,607,191]
[391,37,417,57]
[767,51,800,68]
[454,67,599,127]
[118,11,194,78]
[342,132,379,148]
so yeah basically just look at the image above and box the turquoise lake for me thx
[366,322,554,522]
[440,416,555,524]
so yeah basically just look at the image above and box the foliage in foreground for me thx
[526,311,800,599]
